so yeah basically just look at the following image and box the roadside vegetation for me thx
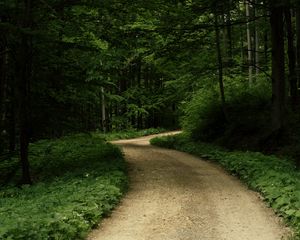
[96,128,166,141]
[0,134,128,240]
[151,134,300,238]
[0,128,170,239]
[181,79,300,167]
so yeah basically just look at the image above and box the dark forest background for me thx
[1,0,300,182]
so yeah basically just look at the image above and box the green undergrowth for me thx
[151,133,300,239]
[0,134,128,240]
[94,127,166,141]
[181,80,271,149]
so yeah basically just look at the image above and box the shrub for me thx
[181,80,272,149]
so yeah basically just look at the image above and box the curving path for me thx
[88,132,291,240]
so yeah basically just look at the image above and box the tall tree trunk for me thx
[215,13,227,119]
[254,0,260,77]
[270,5,286,131]
[245,1,253,86]
[19,0,33,184]
[0,33,8,153]
[226,2,233,66]
[285,8,297,106]
[240,27,245,71]
[264,19,269,68]
[136,59,142,129]
[296,8,300,88]
[9,101,16,152]
[8,75,16,152]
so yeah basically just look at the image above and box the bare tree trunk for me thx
[226,1,233,66]
[9,89,16,153]
[254,0,260,77]
[240,27,245,71]
[285,8,297,106]
[101,87,106,133]
[215,13,227,119]
[245,1,253,86]
[0,32,8,153]
[296,8,300,89]
[255,31,259,75]
[19,0,33,184]
[270,5,286,131]
[264,19,269,68]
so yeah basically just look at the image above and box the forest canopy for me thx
[1,0,300,183]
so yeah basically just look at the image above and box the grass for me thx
[151,133,300,239]
[0,134,128,240]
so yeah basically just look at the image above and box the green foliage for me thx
[181,86,225,141]
[181,79,272,149]
[95,128,166,141]
[0,134,128,240]
[151,134,300,238]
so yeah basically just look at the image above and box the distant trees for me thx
[0,0,180,183]
[2,0,300,183]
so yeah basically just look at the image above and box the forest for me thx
[1,0,300,239]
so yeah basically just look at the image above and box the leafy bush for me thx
[181,80,271,149]
[0,134,128,240]
[151,134,300,238]
[181,87,225,141]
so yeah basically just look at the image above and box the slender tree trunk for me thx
[285,8,297,106]
[245,1,253,85]
[254,0,260,76]
[221,13,228,66]
[264,21,269,68]
[0,36,7,153]
[19,46,31,178]
[270,5,286,131]
[101,87,106,133]
[16,0,34,184]
[215,13,227,119]
[226,3,233,65]
[240,27,245,71]
[136,59,143,129]
[19,47,31,184]
[145,65,149,88]
[8,74,16,152]
[137,59,141,87]
[296,8,300,88]
[255,30,259,75]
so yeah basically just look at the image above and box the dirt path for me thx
[88,132,291,240]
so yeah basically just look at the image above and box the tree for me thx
[285,8,297,106]
[16,0,34,184]
[245,0,253,85]
[214,10,227,119]
[270,3,286,131]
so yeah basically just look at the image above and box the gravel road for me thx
[88,133,291,240]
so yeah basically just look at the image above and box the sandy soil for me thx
[88,132,291,240]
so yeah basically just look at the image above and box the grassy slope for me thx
[0,128,166,239]
[0,134,128,240]
[151,133,300,239]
